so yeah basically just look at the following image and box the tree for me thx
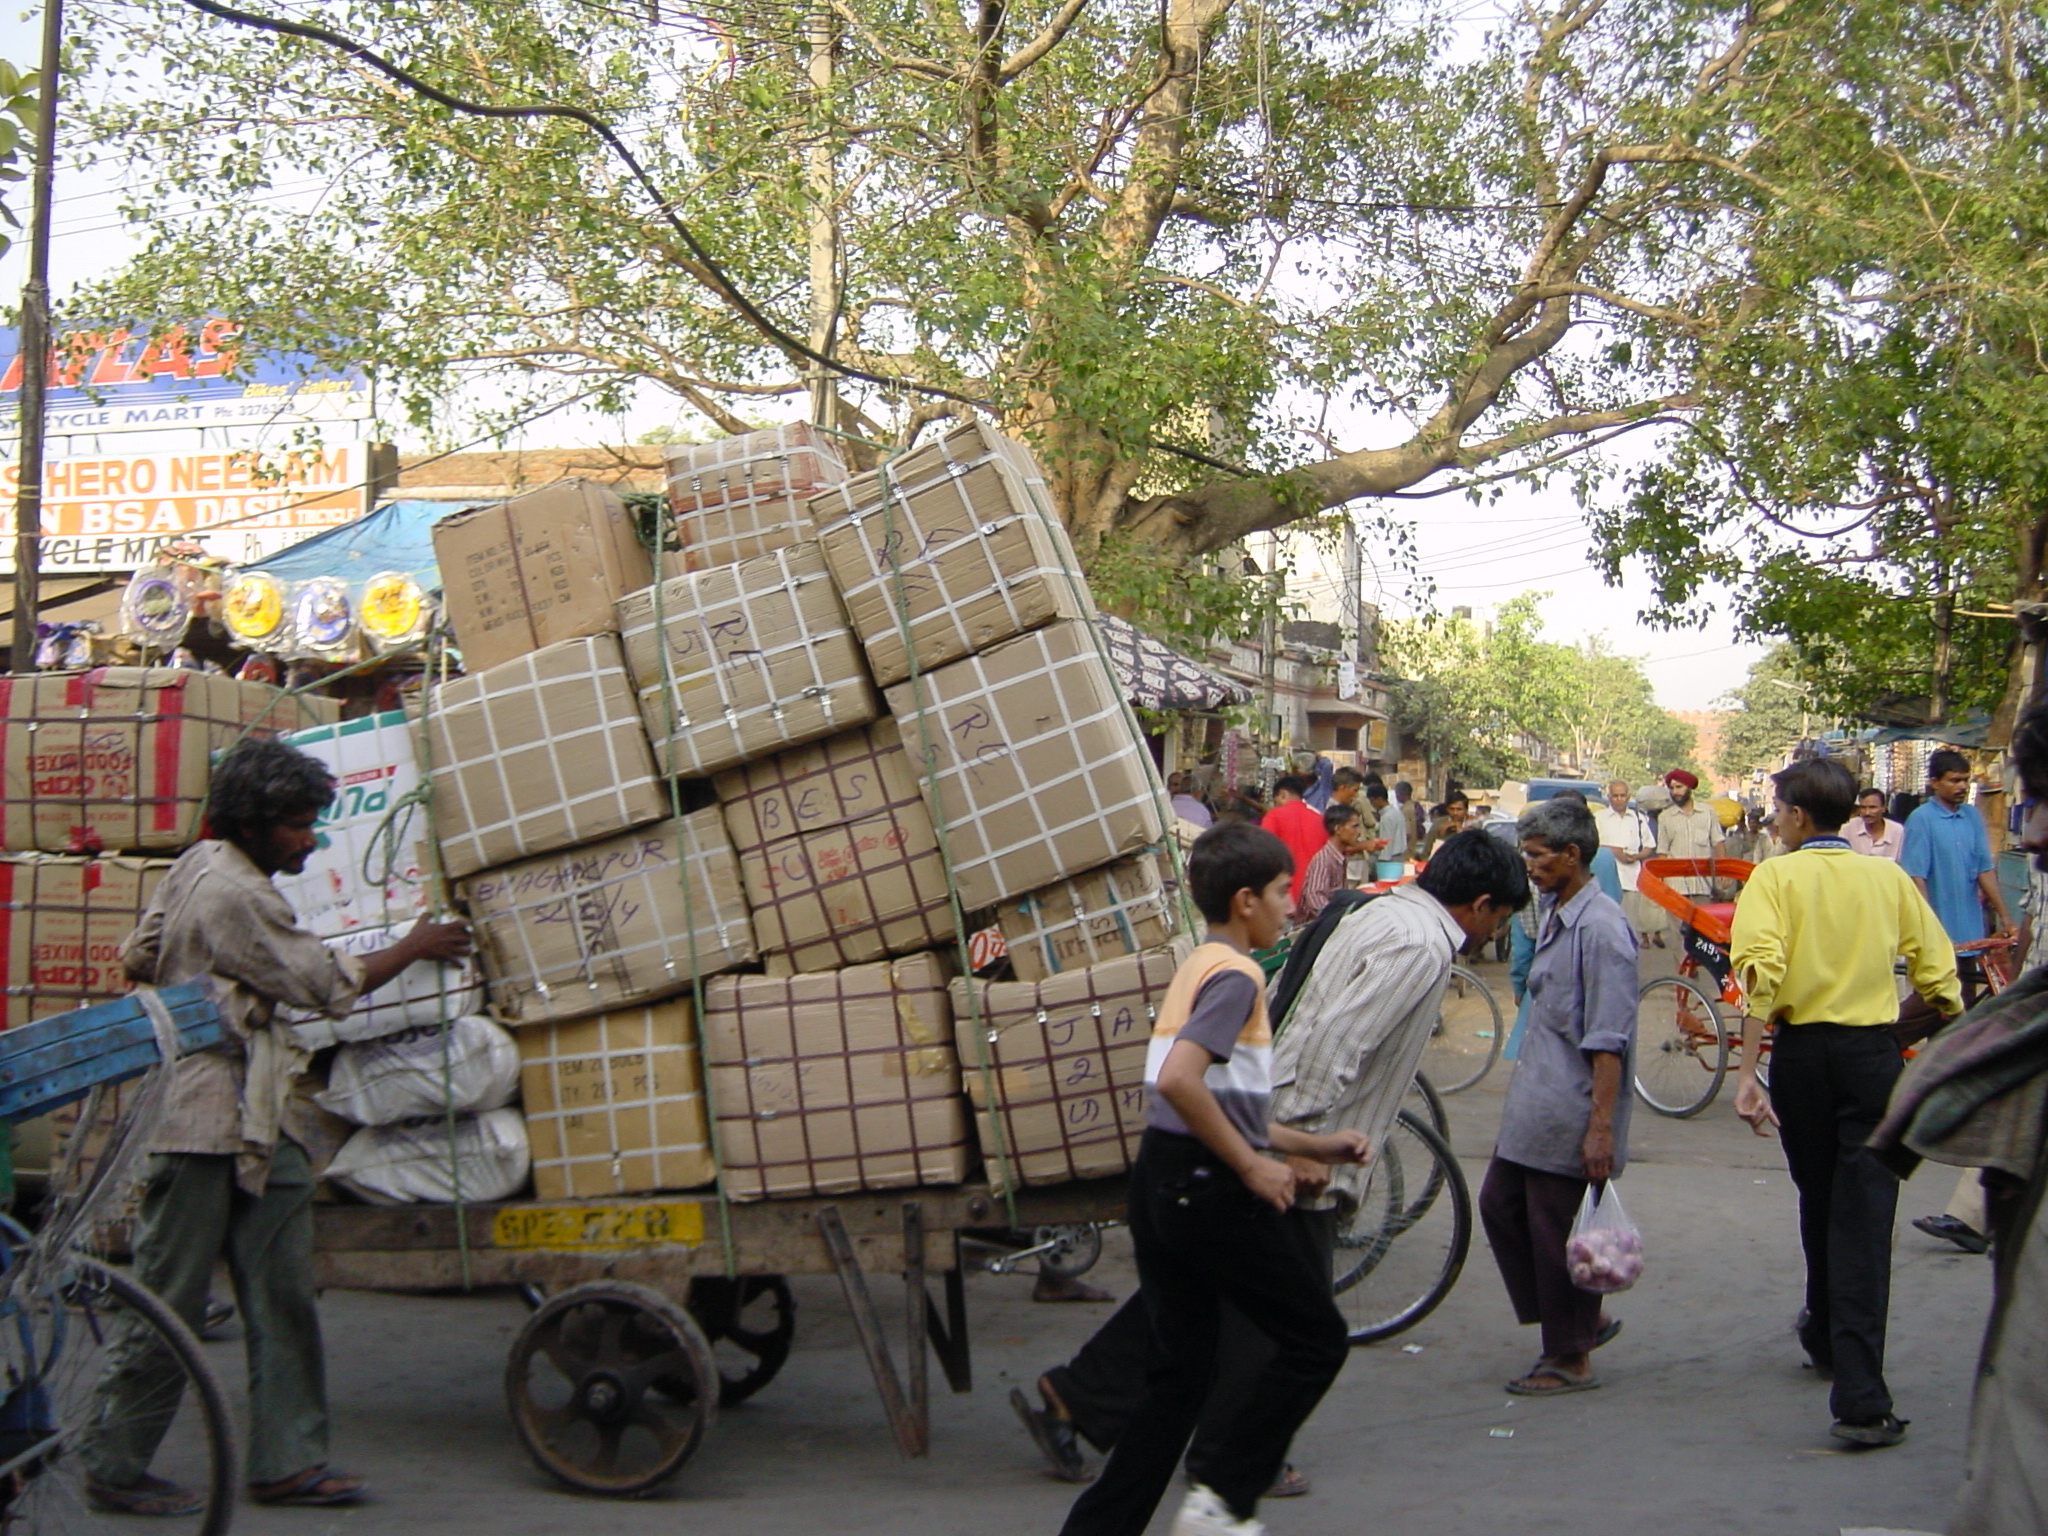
[1714,647,1822,781]
[0,60,42,257]
[65,0,1822,584]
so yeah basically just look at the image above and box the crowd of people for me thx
[1019,740,2047,1536]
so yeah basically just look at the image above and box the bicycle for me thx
[1420,965,1504,1094]
[1330,1108,1471,1344]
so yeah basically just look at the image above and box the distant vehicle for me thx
[1517,777,1600,804]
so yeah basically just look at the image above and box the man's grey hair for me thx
[1518,797,1601,865]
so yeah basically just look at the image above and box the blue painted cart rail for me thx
[0,982,226,1125]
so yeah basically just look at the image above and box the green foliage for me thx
[0,60,42,258]
[1715,647,1829,780]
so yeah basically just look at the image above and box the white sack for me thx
[324,1106,530,1205]
[316,1015,521,1127]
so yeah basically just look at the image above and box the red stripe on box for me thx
[152,676,185,835]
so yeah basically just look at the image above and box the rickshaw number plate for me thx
[492,1201,706,1253]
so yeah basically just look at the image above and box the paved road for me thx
[217,959,1987,1536]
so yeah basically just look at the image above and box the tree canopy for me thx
[1712,646,1824,782]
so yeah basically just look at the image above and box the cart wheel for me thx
[684,1275,797,1405]
[505,1281,718,1496]
[1633,973,1728,1118]
[1034,1224,1104,1279]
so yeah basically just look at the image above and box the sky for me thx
[0,3,1768,710]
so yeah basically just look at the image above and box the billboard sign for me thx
[0,444,374,574]
[0,319,373,435]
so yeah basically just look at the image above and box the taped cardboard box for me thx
[883,619,1169,910]
[423,634,668,880]
[275,711,485,1047]
[0,669,337,854]
[462,810,756,1026]
[0,855,168,1031]
[810,420,1093,687]
[951,940,1188,1193]
[715,720,955,972]
[998,855,1179,984]
[702,953,971,1200]
[433,480,654,674]
[616,543,878,779]
[663,423,847,574]
[518,998,717,1199]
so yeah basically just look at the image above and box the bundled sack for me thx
[663,423,847,574]
[0,668,336,853]
[1566,1184,1645,1294]
[884,620,1169,910]
[316,1015,522,1128]
[421,634,667,880]
[615,542,878,780]
[809,420,1093,686]
[324,1106,530,1205]
[951,940,1189,1193]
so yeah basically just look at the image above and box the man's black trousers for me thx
[1768,1022,1905,1424]
[1056,1131,1348,1536]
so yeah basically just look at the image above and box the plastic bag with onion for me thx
[1566,1183,1644,1294]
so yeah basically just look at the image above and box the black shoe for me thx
[1831,1413,1909,1448]
[1009,1387,1089,1483]
[1912,1214,1990,1254]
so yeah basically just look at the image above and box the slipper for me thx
[1505,1366,1601,1397]
[1267,1463,1311,1498]
[250,1465,367,1507]
[1592,1318,1622,1350]
[86,1473,205,1517]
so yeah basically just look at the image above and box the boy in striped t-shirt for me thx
[1059,822,1369,1536]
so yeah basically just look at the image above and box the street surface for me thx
[223,956,1985,1536]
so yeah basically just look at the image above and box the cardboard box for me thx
[703,953,971,1200]
[663,424,847,574]
[422,635,668,880]
[615,543,879,779]
[519,999,717,1199]
[883,620,1169,910]
[0,669,337,855]
[998,856,1179,983]
[274,711,485,1048]
[0,855,169,1030]
[810,420,1094,686]
[951,940,1189,1193]
[461,811,756,1026]
[714,720,956,971]
[433,481,654,673]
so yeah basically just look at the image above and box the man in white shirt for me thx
[1844,787,1904,861]
[1593,779,1656,944]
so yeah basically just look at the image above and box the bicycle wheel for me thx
[1421,965,1503,1094]
[1633,973,1728,1118]
[1331,1110,1472,1344]
[0,1255,236,1536]
[1406,1070,1450,1143]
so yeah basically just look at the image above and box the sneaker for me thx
[1912,1214,1990,1254]
[1171,1484,1266,1536]
[1831,1413,1909,1448]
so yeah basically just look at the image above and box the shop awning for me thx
[253,499,463,592]
[1098,615,1252,712]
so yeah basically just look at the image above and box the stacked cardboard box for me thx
[0,855,169,1030]
[998,855,1175,983]
[663,423,847,574]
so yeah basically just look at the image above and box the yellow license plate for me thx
[491,1201,706,1253]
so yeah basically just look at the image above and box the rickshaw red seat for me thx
[1696,902,1738,929]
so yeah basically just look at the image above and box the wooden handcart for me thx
[313,1176,1129,1495]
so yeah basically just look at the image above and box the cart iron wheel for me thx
[683,1276,797,1406]
[1633,973,1729,1118]
[505,1281,719,1496]
[1033,1224,1104,1280]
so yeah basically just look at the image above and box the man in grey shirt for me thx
[1481,797,1639,1397]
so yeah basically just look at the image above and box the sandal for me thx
[1267,1463,1312,1498]
[1592,1317,1622,1350]
[85,1473,205,1517]
[250,1465,367,1506]
[1506,1364,1601,1397]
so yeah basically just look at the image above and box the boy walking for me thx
[1059,822,1367,1536]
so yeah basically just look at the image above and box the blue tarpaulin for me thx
[247,499,466,592]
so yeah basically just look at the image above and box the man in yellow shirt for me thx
[1731,757,1961,1450]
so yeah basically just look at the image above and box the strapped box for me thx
[998,855,1179,984]
[274,711,485,1048]
[702,953,972,1200]
[461,810,757,1026]
[809,420,1095,687]
[884,619,1170,911]
[0,855,169,1031]
[433,480,654,674]
[714,720,956,973]
[663,423,847,575]
[951,940,1189,1193]
[519,998,716,1200]
[616,542,879,779]
[0,668,337,855]
[422,634,669,880]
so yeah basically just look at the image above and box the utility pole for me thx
[11,0,62,672]
[804,11,839,436]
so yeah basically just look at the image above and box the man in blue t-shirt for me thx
[1900,751,2013,969]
